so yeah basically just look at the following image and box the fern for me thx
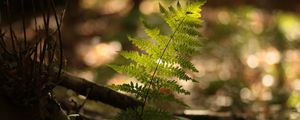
[114,107,175,120]
[110,0,205,119]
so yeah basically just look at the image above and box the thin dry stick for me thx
[50,0,64,81]
[21,0,27,51]
[6,0,17,55]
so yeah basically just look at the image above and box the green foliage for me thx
[114,107,175,120]
[110,0,205,119]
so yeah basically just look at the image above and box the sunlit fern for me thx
[110,0,205,119]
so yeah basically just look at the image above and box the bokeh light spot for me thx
[247,55,259,68]
[265,49,281,65]
[262,74,274,87]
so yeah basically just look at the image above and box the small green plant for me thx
[110,0,205,119]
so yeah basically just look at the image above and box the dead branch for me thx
[58,71,143,110]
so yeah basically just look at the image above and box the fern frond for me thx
[128,36,160,55]
[110,64,151,83]
[176,56,198,72]
[144,28,168,46]
[114,0,204,99]
[112,82,146,100]
[114,107,176,120]
[110,0,206,119]
[149,91,188,107]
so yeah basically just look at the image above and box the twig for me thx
[57,70,143,110]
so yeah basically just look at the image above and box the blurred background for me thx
[27,0,300,119]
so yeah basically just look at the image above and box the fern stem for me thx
[140,14,187,116]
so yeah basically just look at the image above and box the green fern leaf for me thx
[110,0,206,119]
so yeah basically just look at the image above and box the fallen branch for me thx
[58,71,143,110]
